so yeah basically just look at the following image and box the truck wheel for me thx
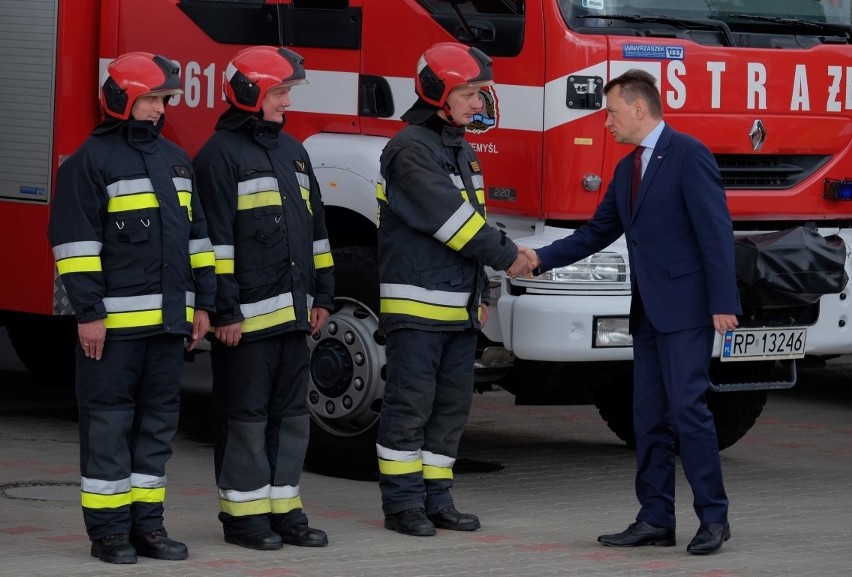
[6,315,77,386]
[591,361,770,451]
[305,246,385,480]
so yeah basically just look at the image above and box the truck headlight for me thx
[539,252,627,283]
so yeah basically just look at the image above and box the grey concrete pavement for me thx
[2,330,852,576]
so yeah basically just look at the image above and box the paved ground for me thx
[1,331,851,577]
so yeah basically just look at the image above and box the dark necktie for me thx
[631,145,644,212]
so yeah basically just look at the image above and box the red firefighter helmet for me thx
[415,42,493,108]
[223,46,308,113]
[99,52,183,120]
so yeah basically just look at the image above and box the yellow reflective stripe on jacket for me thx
[102,294,162,329]
[313,239,333,270]
[379,283,470,322]
[53,241,104,275]
[176,187,193,221]
[108,192,160,213]
[56,255,102,275]
[237,191,282,210]
[213,244,235,275]
[376,182,387,203]
[445,211,486,251]
[189,238,215,269]
[237,176,281,210]
[240,293,296,333]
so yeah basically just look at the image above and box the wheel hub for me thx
[311,340,353,398]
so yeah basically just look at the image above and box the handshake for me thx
[506,245,540,279]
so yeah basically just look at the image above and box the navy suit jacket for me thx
[538,124,741,333]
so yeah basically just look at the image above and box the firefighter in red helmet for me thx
[193,46,334,551]
[47,52,216,564]
[375,42,534,536]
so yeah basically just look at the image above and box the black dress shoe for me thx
[427,505,481,531]
[130,528,188,560]
[597,521,676,547]
[90,534,138,564]
[277,523,329,547]
[687,522,730,555]
[224,530,284,550]
[384,508,436,536]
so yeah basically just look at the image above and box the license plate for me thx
[721,327,807,362]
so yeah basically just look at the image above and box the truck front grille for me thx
[715,155,830,190]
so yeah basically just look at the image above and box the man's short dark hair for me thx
[604,69,663,118]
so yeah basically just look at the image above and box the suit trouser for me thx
[211,332,311,536]
[631,305,729,529]
[377,329,476,516]
[76,334,184,540]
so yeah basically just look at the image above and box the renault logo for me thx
[749,119,766,151]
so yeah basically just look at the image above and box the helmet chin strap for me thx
[443,103,464,127]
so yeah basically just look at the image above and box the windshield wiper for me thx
[729,13,852,37]
[577,14,735,46]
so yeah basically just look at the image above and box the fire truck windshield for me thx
[561,0,852,38]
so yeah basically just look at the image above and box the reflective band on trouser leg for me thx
[219,485,273,516]
[376,444,425,514]
[217,419,272,516]
[270,485,303,514]
[81,477,133,539]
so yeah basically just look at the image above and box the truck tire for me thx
[304,246,385,480]
[591,360,770,450]
[6,315,77,386]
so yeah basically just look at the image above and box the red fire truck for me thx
[2,0,851,472]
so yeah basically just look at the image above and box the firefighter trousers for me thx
[376,329,476,516]
[211,332,311,536]
[76,334,184,540]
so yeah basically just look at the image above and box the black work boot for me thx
[129,528,188,560]
[275,522,329,547]
[90,534,138,564]
[384,508,436,537]
[427,505,481,531]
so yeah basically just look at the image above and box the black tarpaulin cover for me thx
[734,225,849,308]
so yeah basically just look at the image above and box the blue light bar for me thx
[823,178,852,201]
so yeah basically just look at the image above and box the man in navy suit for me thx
[524,69,741,555]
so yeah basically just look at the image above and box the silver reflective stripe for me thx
[131,473,166,488]
[185,291,196,307]
[106,178,153,198]
[296,173,311,189]
[172,176,192,193]
[471,174,484,189]
[82,476,131,494]
[450,174,465,189]
[213,244,235,259]
[269,485,300,499]
[380,283,471,307]
[103,294,162,313]
[422,450,456,468]
[52,240,102,260]
[218,484,271,502]
[313,238,331,254]
[307,294,314,309]
[189,237,213,254]
[240,293,294,319]
[376,444,421,462]
[238,177,278,196]
[434,202,477,244]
